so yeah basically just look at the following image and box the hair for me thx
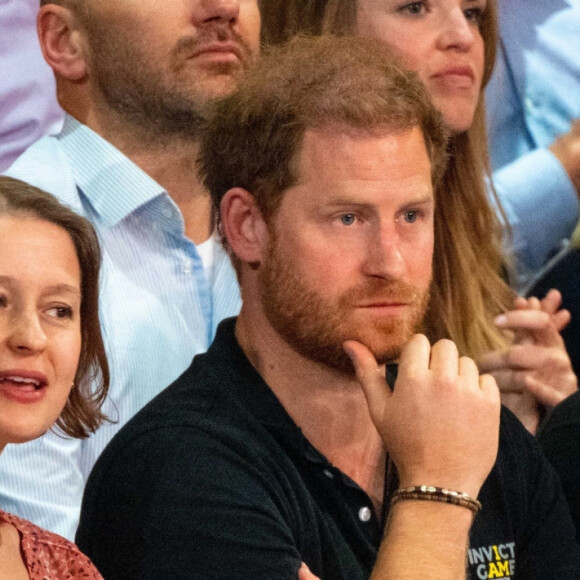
[0,176,109,438]
[258,0,514,359]
[199,34,448,280]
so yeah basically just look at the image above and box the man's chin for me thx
[349,327,411,364]
[195,67,245,95]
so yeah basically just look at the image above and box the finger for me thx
[526,359,578,397]
[478,373,500,400]
[478,344,544,373]
[481,344,570,374]
[495,310,563,347]
[495,309,551,332]
[298,562,321,580]
[500,344,568,371]
[527,296,542,310]
[429,338,459,376]
[486,369,528,393]
[524,375,569,409]
[458,355,479,388]
[513,295,530,310]
[540,288,563,315]
[343,340,390,412]
[478,349,507,373]
[397,333,431,378]
[552,309,571,332]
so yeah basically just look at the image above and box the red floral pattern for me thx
[0,509,103,579]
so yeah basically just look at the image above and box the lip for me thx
[431,65,475,87]
[358,302,410,312]
[0,370,48,404]
[191,42,244,62]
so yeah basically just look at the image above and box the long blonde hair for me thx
[259,0,514,358]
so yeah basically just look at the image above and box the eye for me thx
[399,2,427,16]
[464,7,484,24]
[403,210,419,223]
[46,306,74,320]
[340,213,357,226]
[0,294,6,308]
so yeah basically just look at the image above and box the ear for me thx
[37,4,88,81]
[220,188,269,267]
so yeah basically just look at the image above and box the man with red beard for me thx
[2,0,259,539]
[77,36,580,579]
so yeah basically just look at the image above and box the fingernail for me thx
[495,314,507,326]
[342,343,355,360]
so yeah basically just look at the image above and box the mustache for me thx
[339,278,424,307]
[172,25,255,69]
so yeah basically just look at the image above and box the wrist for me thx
[398,470,484,500]
[390,485,481,515]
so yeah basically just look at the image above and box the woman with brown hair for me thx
[0,176,108,578]
[259,0,577,433]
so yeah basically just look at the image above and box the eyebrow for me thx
[0,276,81,299]
[45,284,82,299]
[324,195,434,207]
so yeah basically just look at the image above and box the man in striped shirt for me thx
[2,0,260,540]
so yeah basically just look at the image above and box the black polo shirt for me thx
[77,318,580,579]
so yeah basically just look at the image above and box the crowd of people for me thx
[0,0,579,578]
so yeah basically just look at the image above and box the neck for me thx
[75,108,213,244]
[236,306,386,507]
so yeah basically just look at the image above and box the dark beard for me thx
[83,18,253,142]
[97,75,208,142]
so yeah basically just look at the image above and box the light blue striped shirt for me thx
[2,116,242,539]
[486,0,580,287]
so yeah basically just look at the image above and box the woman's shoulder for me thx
[0,509,104,579]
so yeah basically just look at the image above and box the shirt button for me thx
[525,96,539,112]
[358,507,372,522]
[183,259,192,274]
[323,469,334,479]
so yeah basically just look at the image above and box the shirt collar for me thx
[205,318,329,465]
[57,115,166,228]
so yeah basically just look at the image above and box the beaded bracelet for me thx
[390,485,482,515]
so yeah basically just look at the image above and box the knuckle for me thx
[434,338,457,350]
[505,346,525,365]
[459,355,477,369]
[434,371,457,391]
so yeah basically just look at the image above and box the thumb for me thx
[343,340,392,415]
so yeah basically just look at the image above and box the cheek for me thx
[358,19,426,74]
[406,237,434,287]
[240,3,261,52]
[54,331,82,386]
[475,40,485,85]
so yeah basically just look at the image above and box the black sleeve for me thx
[538,392,580,545]
[77,424,306,580]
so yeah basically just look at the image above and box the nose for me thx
[197,0,240,24]
[363,226,407,280]
[436,8,477,52]
[7,311,47,355]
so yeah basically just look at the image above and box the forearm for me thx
[371,501,473,580]
[493,149,578,278]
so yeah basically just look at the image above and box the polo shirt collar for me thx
[207,318,326,464]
